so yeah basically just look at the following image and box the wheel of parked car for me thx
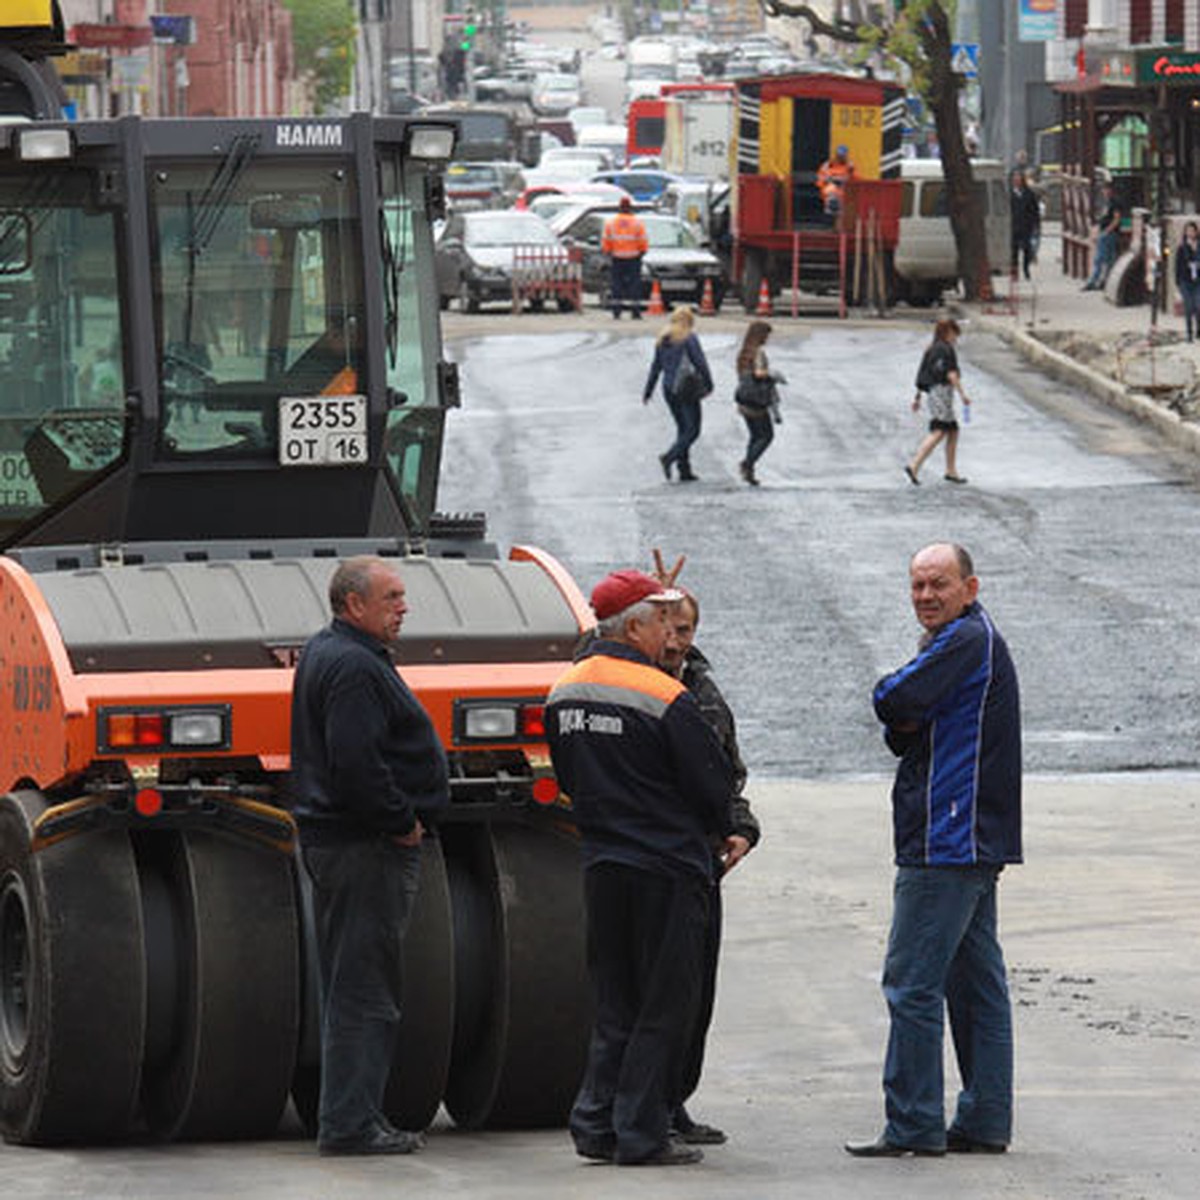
[556,296,576,313]
[528,297,545,313]
[458,277,480,314]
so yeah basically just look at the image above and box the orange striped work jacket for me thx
[546,640,734,881]
[601,211,649,259]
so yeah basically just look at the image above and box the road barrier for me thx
[511,245,583,313]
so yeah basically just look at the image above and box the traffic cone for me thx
[755,276,773,316]
[646,279,666,316]
[699,278,716,316]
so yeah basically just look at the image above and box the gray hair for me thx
[329,555,384,615]
[596,599,659,639]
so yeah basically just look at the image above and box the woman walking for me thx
[643,305,713,482]
[905,318,971,485]
[734,321,778,486]
[1175,221,1200,343]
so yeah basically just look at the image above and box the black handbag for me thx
[735,373,776,411]
[673,349,705,404]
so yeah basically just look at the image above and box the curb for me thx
[962,308,1200,458]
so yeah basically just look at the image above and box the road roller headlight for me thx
[99,705,231,752]
[455,699,546,744]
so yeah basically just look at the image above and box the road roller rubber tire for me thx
[0,790,145,1145]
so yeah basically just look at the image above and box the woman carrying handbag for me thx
[643,305,713,483]
[734,321,780,486]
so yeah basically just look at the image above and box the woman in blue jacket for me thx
[643,306,713,483]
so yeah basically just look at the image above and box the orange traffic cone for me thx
[755,276,773,317]
[646,279,666,316]
[699,278,716,316]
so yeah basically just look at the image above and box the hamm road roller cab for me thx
[0,8,591,1146]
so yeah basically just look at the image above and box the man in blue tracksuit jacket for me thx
[846,543,1022,1160]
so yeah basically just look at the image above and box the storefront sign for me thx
[1018,0,1057,43]
[71,24,154,51]
[1140,51,1200,85]
[150,15,196,45]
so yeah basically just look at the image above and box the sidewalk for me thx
[961,222,1200,456]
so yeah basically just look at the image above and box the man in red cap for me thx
[601,196,650,320]
[546,570,735,1167]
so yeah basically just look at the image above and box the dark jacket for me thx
[1010,184,1040,242]
[915,340,957,393]
[1175,237,1200,291]
[290,618,449,844]
[681,645,760,847]
[546,639,735,881]
[872,603,1022,867]
[643,333,713,402]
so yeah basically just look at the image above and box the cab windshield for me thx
[151,157,364,460]
[0,168,126,538]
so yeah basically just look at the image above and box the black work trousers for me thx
[675,878,722,1117]
[570,861,709,1163]
[302,837,422,1145]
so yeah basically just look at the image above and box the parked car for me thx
[444,160,525,211]
[435,210,576,312]
[531,72,582,117]
[515,179,630,212]
[550,206,725,310]
[590,168,685,202]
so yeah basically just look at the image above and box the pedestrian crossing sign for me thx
[951,43,980,79]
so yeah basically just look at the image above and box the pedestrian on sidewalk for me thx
[1174,221,1200,342]
[1082,180,1124,291]
[905,319,971,486]
[1008,170,1040,281]
[846,542,1022,1159]
[643,305,713,483]
[734,321,781,486]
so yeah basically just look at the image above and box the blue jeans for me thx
[303,838,422,1144]
[881,865,1012,1150]
[1086,230,1117,288]
[663,392,702,476]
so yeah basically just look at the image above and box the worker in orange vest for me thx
[817,144,856,215]
[601,196,650,320]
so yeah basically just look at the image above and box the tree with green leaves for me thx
[283,0,357,114]
[761,0,990,300]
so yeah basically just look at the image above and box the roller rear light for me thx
[454,698,548,745]
[99,705,231,753]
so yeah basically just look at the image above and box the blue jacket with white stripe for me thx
[872,603,1022,867]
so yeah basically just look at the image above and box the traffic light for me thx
[461,9,477,52]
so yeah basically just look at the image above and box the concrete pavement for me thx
[1,774,1196,1198]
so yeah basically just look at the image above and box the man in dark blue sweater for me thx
[291,556,448,1156]
[847,543,1022,1159]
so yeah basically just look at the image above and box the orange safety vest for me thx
[602,212,649,259]
[817,158,855,201]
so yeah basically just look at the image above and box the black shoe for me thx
[620,1140,703,1166]
[904,465,920,486]
[318,1127,425,1156]
[675,1121,726,1145]
[844,1134,945,1158]
[944,473,968,484]
[575,1136,616,1162]
[678,471,699,482]
[946,1129,1007,1154]
[658,452,673,481]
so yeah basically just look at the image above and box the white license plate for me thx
[278,395,367,466]
[659,279,697,292]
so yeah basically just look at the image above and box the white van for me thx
[576,124,629,169]
[894,159,1010,306]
